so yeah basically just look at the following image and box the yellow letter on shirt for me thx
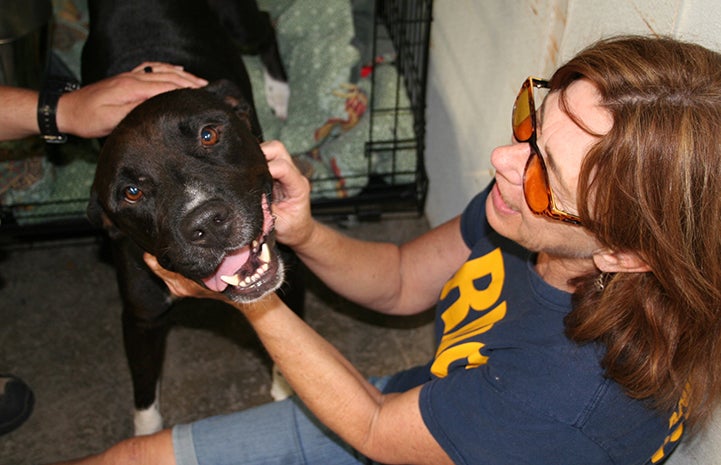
[439,248,505,332]
[431,248,507,377]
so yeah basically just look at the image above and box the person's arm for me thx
[143,260,455,465]
[0,86,39,140]
[239,294,453,465]
[264,140,471,315]
[0,62,207,141]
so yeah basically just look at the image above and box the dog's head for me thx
[88,80,284,302]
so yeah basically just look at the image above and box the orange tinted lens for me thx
[513,84,534,141]
[523,151,550,214]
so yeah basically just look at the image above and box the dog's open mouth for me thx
[200,195,282,299]
[201,238,275,292]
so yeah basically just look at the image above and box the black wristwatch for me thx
[37,77,81,143]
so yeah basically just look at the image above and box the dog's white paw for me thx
[263,67,290,120]
[270,364,294,401]
[134,400,163,436]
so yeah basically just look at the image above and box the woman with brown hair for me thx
[55,35,721,465]
[558,36,721,430]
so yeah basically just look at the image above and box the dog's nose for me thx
[181,201,234,247]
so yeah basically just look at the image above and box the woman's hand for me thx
[143,253,222,301]
[261,140,316,249]
[57,62,208,138]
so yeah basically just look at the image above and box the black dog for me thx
[83,0,302,435]
[81,0,289,119]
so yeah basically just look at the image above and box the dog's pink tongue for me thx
[202,247,251,292]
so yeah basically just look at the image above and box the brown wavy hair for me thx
[552,35,721,428]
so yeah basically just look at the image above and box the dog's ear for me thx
[204,79,263,140]
[87,189,124,239]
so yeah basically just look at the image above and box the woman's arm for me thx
[264,141,470,315]
[144,257,453,465]
[0,62,207,141]
[296,216,466,315]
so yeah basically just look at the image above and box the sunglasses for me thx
[512,77,582,225]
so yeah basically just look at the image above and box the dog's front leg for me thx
[122,307,170,435]
[112,238,174,436]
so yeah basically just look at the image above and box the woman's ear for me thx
[593,248,651,273]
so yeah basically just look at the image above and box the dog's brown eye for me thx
[124,186,144,203]
[200,126,219,146]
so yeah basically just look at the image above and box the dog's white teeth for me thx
[220,274,241,286]
[238,266,265,288]
[220,245,271,290]
[252,240,259,251]
[260,243,271,263]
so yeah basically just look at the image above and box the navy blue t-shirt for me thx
[383,186,684,464]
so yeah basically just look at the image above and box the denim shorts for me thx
[173,376,390,465]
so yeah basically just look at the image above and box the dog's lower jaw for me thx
[223,256,285,303]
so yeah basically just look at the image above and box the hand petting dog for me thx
[58,62,208,139]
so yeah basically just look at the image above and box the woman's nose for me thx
[491,142,530,184]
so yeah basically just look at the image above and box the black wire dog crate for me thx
[309,0,433,219]
[0,0,433,239]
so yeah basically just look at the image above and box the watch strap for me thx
[37,77,80,143]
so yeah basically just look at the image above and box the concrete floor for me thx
[0,214,434,464]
